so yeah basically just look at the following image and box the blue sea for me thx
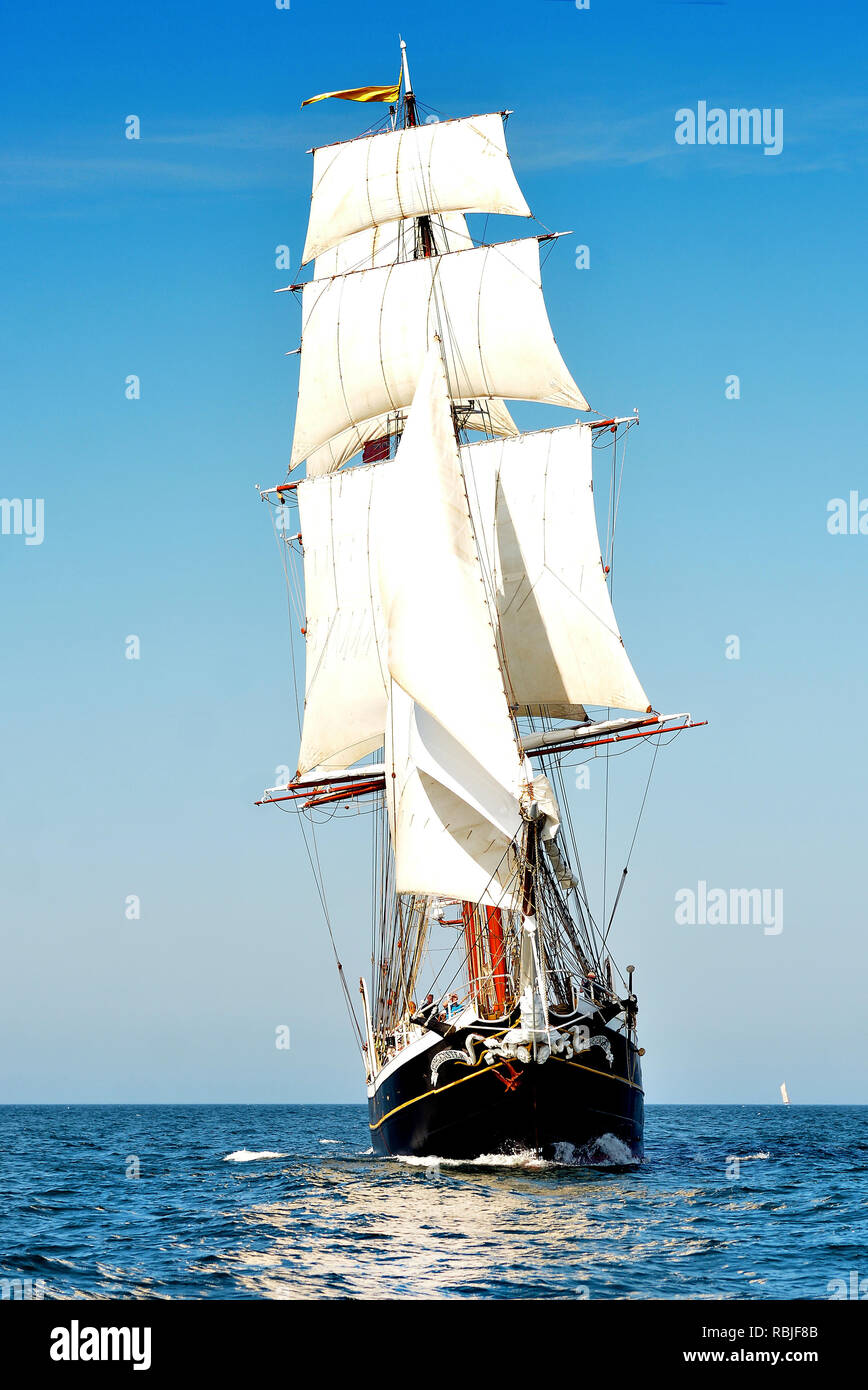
[0,1104,864,1300]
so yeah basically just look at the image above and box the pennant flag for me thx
[302,76,402,107]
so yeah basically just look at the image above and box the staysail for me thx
[377,346,526,909]
[462,425,650,716]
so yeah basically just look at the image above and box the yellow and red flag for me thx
[302,76,402,107]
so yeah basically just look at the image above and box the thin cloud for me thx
[0,154,279,193]
[147,116,306,151]
[0,116,311,201]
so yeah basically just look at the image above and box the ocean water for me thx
[0,1104,864,1300]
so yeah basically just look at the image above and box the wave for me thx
[554,1134,641,1166]
[223,1150,288,1163]
[727,1151,771,1161]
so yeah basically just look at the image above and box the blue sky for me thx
[1,0,866,1105]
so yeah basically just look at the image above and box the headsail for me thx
[462,424,651,715]
[386,681,524,910]
[378,345,527,909]
[302,113,531,264]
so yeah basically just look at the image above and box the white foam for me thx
[223,1149,288,1163]
[318,1139,340,1144]
[727,1151,771,1161]
[396,1139,642,1169]
[392,1133,641,1170]
[396,1149,548,1169]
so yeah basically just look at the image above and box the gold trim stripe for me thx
[369,1063,501,1131]
[369,1053,643,1131]
[551,1054,644,1094]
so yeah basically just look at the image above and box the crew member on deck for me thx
[410,993,449,1036]
[412,994,437,1026]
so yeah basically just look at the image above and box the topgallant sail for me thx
[257,42,705,1160]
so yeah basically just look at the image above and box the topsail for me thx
[290,237,588,470]
[302,113,531,264]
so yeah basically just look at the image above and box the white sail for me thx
[377,345,522,782]
[294,417,648,776]
[386,682,524,910]
[303,397,518,479]
[378,346,526,907]
[302,113,531,265]
[313,212,472,279]
[462,424,650,714]
[290,237,588,469]
[295,464,388,775]
[780,1082,790,1104]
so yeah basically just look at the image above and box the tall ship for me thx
[257,43,704,1161]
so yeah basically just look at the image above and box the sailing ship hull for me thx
[369,1022,643,1162]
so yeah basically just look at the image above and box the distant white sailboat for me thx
[780,1082,791,1105]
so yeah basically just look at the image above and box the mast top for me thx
[399,38,419,127]
[399,38,413,97]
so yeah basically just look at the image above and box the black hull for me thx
[369,1020,643,1162]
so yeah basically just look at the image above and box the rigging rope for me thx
[269,501,365,1051]
[601,736,662,952]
